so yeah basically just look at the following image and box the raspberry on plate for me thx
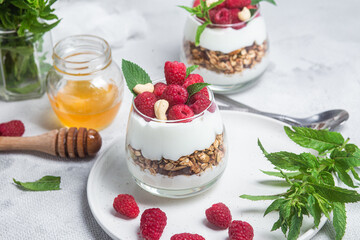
[205,202,232,229]
[140,208,167,240]
[161,84,189,107]
[226,0,251,9]
[228,220,254,240]
[183,74,209,99]
[134,92,157,118]
[189,94,212,114]
[164,61,187,85]
[213,8,231,25]
[113,194,139,219]
[168,104,195,121]
[0,120,25,137]
[171,233,205,240]
[153,82,167,99]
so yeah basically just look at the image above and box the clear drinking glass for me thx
[125,85,227,198]
[180,5,269,93]
[46,35,124,130]
[0,29,53,101]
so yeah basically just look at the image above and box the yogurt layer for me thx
[126,109,224,160]
[183,15,267,53]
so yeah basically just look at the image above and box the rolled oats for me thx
[128,133,225,177]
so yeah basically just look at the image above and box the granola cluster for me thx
[128,134,225,177]
[183,40,268,74]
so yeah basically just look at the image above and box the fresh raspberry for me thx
[164,61,187,85]
[229,8,247,29]
[153,82,167,99]
[205,202,232,229]
[182,74,209,99]
[0,120,25,136]
[209,9,217,22]
[189,94,212,114]
[226,0,251,9]
[140,208,167,240]
[134,92,157,118]
[228,220,254,240]
[213,8,231,25]
[113,194,139,219]
[168,104,195,121]
[171,233,205,240]
[161,84,188,107]
[193,0,201,7]
[214,1,227,9]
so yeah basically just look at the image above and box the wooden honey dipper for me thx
[0,127,102,158]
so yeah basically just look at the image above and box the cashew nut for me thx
[238,7,251,22]
[133,83,154,95]
[206,0,220,7]
[154,99,169,121]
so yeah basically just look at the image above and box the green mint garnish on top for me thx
[179,0,225,46]
[240,126,360,240]
[122,59,152,96]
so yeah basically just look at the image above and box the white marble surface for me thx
[0,0,359,239]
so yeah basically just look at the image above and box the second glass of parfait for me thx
[181,2,269,93]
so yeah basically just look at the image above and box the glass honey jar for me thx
[46,35,124,130]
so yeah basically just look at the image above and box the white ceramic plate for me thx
[87,111,327,240]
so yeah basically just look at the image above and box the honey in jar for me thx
[47,35,124,130]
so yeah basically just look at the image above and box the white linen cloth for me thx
[1,0,360,239]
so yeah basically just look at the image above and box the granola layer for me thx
[184,40,268,74]
[128,134,225,177]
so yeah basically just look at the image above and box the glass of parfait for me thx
[180,1,270,93]
[126,84,227,198]
[123,60,227,198]
[46,35,124,130]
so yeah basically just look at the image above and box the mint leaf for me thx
[13,176,61,191]
[260,170,301,179]
[318,171,335,186]
[310,183,360,203]
[351,168,360,181]
[288,214,303,240]
[195,21,210,46]
[334,164,357,188]
[284,126,344,154]
[263,151,309,171]
[208,0,225,9]
[258,139,269,155]
[264,199,285,216]
[240,194,283,201]
[307,195,321,227]
[331,149,360,170]
[251,0,277,5]
[122,59,151,96]
[333,202,346,240]
[185,65,199,78]
[186,82,210,98]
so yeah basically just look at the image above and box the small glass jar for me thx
[47,35,124,130]
[180,6,269,93]
[125,85,227,198]
[0,29,53,101]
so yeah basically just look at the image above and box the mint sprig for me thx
[122,59,152,96]
[186,82,210,98]
[186,65,199,78]
[240,126,360,240]
[251,0,277,5]
[13,176,61,191]
[179,0,225,46]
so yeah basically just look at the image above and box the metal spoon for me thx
[215,94,349,131]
